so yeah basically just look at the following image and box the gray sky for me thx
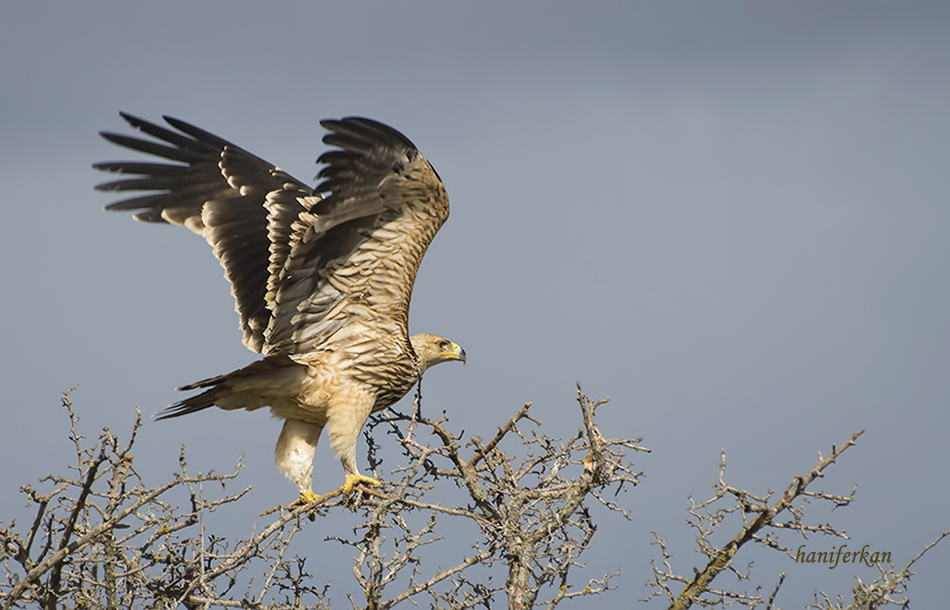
[2,1,949,607]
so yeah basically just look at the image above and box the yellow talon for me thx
[294,491,321,506]
[261,490,322,515]
[343,473,382,494]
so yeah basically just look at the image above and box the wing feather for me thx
[96,114,449,358]
[94,113,313,352]
[263,118,449,354]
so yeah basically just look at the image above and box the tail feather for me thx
[176,372,230,392]
[154,354,305,421]
[155,389,220,420]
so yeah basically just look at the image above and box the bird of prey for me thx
[95,113,466,503]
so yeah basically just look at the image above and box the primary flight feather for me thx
[95,113,465,502]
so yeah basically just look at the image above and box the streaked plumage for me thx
[95,113,465,501]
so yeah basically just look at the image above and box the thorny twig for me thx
[808,528,950,610]
[642,429,947,609]
[644,431,864,609]
[4,390,944,609]
[2,385,646,609]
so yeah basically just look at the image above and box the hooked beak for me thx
[446,342,466,365]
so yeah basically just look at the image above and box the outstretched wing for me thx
[263,118,450,354]
[96,114,450,357]
[94,113,315,353]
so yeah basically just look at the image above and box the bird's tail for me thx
[155,385,223,420]
[154,354,302,421]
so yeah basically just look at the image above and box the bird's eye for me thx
[439,341,450,351]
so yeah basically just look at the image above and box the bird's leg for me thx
[326,388,381,493]
[274,418,324,505]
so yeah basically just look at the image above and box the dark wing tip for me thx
[118,111,148,127]
[319,117,419,153]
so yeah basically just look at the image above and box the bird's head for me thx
[410,333,466,372]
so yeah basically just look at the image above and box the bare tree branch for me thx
[3,389,946,609]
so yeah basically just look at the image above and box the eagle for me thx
[95,113,466,503]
